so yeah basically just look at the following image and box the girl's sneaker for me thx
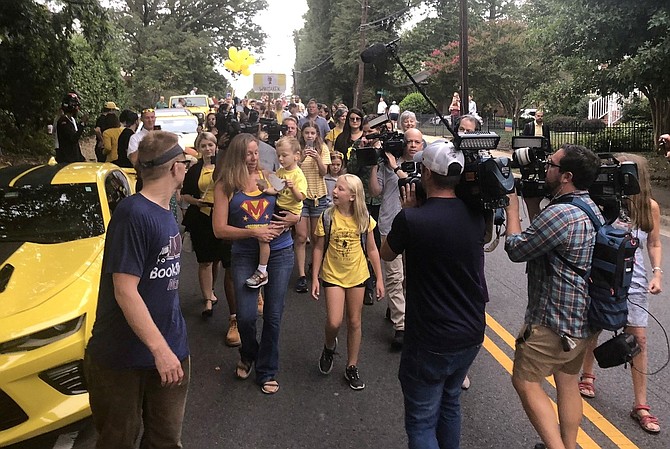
[318,338,337,374]
[344,365,365,390]
[246,270,268,288]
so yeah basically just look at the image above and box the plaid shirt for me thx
[505,191,602,338]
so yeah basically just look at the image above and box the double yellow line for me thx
[484,313,640,449]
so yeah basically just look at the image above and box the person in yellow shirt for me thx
[246,136,307,288]
[310,174,384,390]
[102,114,124,163]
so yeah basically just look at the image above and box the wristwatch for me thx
[393,166,401,173]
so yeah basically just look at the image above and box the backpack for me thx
[551,196,639,331]
[321,208,368,259]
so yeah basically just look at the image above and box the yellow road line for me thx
[484,313,640,449]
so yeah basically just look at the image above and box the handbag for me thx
[594,333,641,368]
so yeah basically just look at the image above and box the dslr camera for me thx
[590,153,640,221]
[510,136,550,198]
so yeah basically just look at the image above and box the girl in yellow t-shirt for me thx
[310,174,384,390]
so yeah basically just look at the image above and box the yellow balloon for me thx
[241,68,251,76]
[238,49,250,60]
[228,47,238,60]
[224,60,236,71]
[245,56,256,66]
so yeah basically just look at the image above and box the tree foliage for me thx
[532,0,670,141]
[112,0,268,106]
[0,0,112,154]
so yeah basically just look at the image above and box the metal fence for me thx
[415,114,654,153]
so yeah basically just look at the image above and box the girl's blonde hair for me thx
[614,153,653,232]
[195,131,217,152]
[333,173,369,234]
[215,133,259,196]
[330,151,344,162]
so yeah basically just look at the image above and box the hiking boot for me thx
[226,316,241,347]
[246,270,268,288]
[318,338,338,374]
[295,276,308,293]
[391,330,404,351]
[344,365,365,390]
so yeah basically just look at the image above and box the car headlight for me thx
[0,315,84,354]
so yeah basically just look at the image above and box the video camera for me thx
[354,114,405,166]
[590,154,640,221]
[511,136,550,198]
[218,110,258,140]
[259,117,287,147]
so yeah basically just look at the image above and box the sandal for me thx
[578,373,596,399]
[261,380,280,395]
[630,404,661,434]
[201,299,216,318]
[235,360,252,380]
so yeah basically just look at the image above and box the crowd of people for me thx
[50,90,666,448]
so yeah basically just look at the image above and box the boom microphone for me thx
[360,43,388,63]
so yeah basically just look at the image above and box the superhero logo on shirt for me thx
[241,198,270,222]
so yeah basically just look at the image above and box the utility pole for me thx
[353,0,368,109]
[459,0,469,116]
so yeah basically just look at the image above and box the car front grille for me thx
[0,389,28,431]
[39,360,87,395]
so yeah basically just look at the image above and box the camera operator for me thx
[369,127,423,350]
[457,115,478,133]
[504,144,602,449]
[217,108,279,171]
[380,140,487,448]
[282,116,298,138]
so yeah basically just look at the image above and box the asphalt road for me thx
[7,213,670,449]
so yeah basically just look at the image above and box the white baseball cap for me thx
[413,140,464,176]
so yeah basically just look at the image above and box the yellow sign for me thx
[253,73,287,93]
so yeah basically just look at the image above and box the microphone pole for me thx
[383,42,457,142]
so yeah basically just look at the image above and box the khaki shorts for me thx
[513,324,597,382]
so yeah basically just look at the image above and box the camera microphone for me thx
[360,43,387,63]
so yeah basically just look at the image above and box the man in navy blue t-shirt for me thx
[85,131,191,448]
[381,140,488,449]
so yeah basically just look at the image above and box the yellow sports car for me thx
[0,162,135,446]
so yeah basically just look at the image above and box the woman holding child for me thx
[212,133,298,395]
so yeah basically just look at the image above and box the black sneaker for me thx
[318,338,337,374]
[344,365,365,390]
[391,330,404,351]
[295,276,308,293]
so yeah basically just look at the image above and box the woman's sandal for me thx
[578,372,596,399]
[261,380,280,395]
[235,360,252,380]
[630,404,661,434]
[201,299,216,318]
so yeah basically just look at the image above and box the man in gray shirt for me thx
[369,128,424,350]
[298,98,331,139]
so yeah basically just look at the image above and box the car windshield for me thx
[185,97,207,107]
[156,118,198,134]
[0,184,105,243]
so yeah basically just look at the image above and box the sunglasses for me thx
[173,159,192,169]
[349,116,361,122]
[142,108,155,114]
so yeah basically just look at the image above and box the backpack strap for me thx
[548,195,603,278]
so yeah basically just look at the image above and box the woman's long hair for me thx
[299,120,326,154]
[215,133,258,197]
[331,173,369,234]
[614,153,653,232]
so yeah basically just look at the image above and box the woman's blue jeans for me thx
[398,342,481,449]
[231,246,294,385]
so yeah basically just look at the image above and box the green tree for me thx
[112,0,267,105]
[0,0,111,154]
[533,0,670,141]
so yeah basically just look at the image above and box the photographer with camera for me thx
[504,144,602,449]
[380,140,488,448]
[369,127,424,349]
